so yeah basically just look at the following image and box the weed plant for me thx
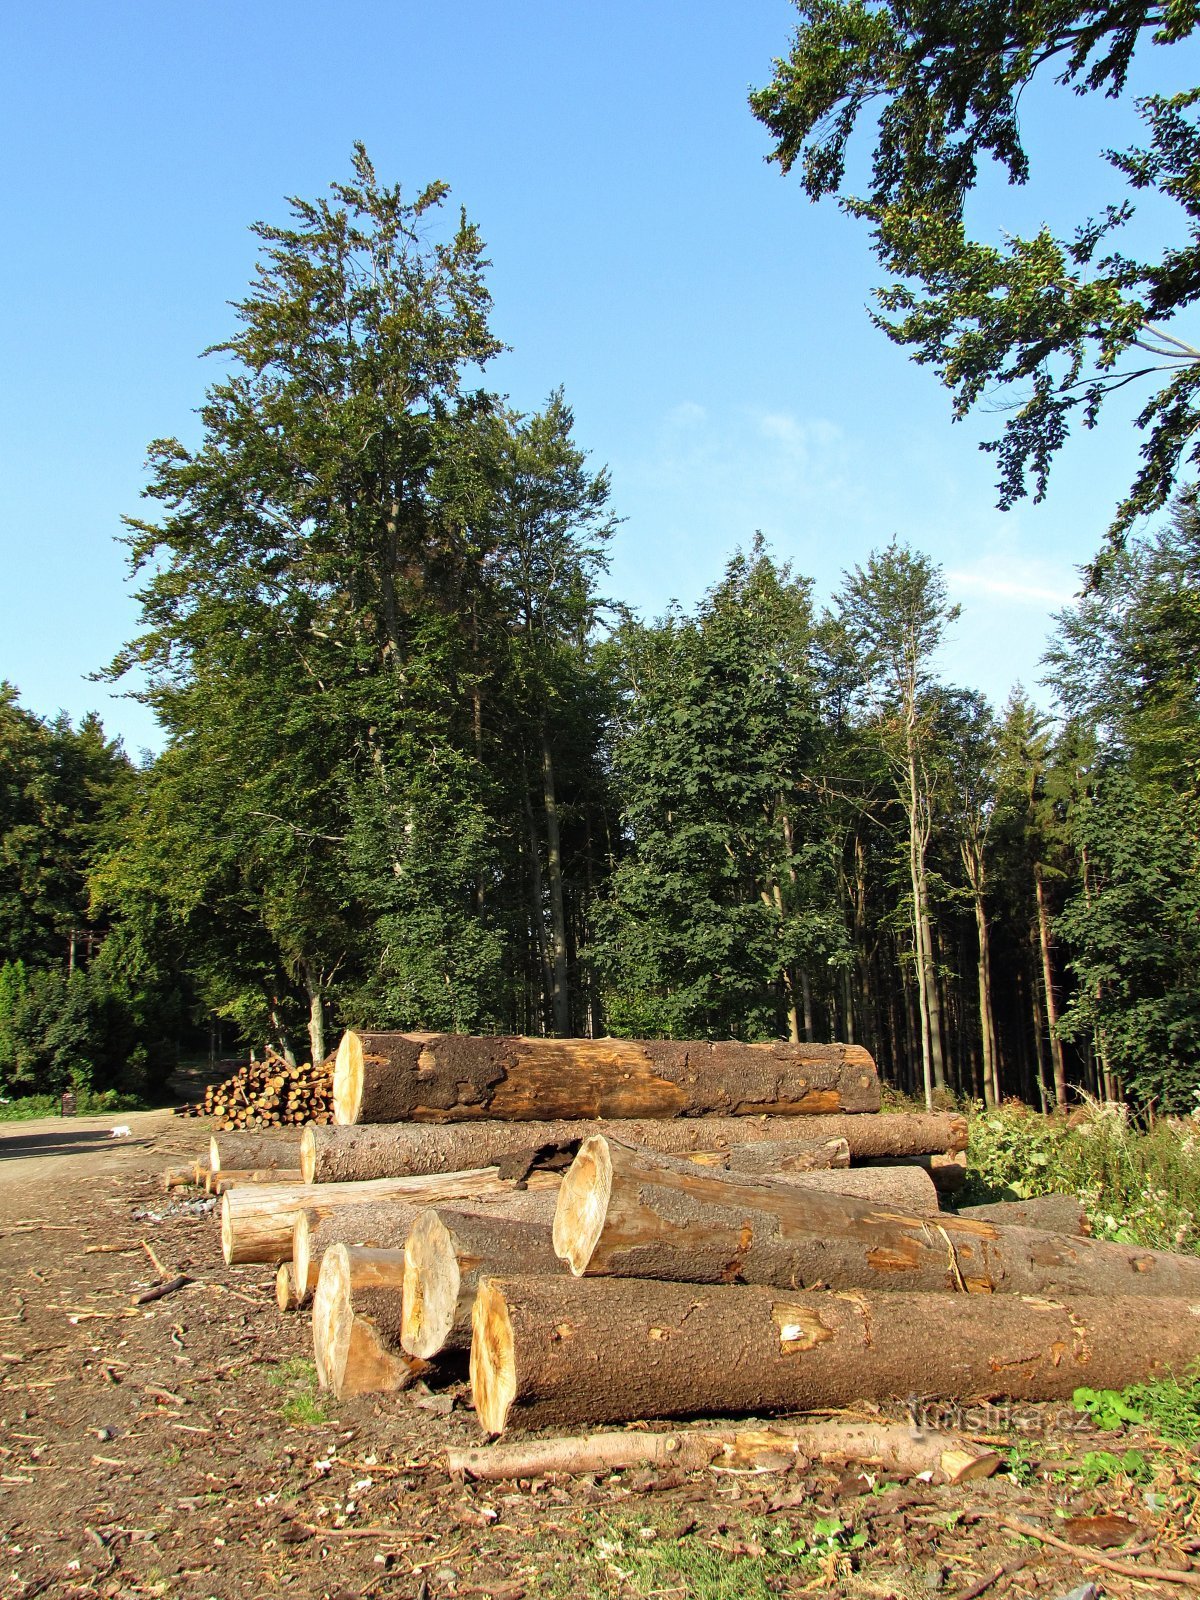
[963,1099,1200,1253]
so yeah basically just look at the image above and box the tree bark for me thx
[209,1132,299,1175]
[541,729,571,1036]
[956,1195,1091,1236]
[401,1201,562,1359]
[471,1275,1200,1434]
[303,1110,961,1183]
[220,1168,558,1265]
[312,1244,429,1397]
[552,1136,1200,1299]
[332,1031,881,1125]
[447,1419,1002,1483]
[1035,867,1068,1108]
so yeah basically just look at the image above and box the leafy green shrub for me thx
[965,1101,1200,1253]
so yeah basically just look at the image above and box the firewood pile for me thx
[173,1049,333,1129]
[170,1029,1200,1482]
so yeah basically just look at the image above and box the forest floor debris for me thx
[1,1110,1198,1600]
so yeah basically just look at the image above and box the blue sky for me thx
[2,2,1196,756]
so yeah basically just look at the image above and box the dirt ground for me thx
[0,1111,1196,1600]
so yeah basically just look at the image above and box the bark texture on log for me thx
[471,1275,1200,1434]
[213,1167,302,1194]
[333,1030,880,1125]
[447,1419,1002,1483]
[772,1165,938,1209]
[220,1168,559,1265]
[401,1201,563,1360]
[302,1119,864,1183]
[957,1195,1091,1236]
[865,1151,968,1193]
[715,1138,850,1176]
[553,1136,1200,1299]
[312,1244,426,1397]
[210,1132,299,1174]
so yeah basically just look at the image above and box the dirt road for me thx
[0,1115,1191,1599]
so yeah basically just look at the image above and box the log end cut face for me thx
[401,1210,461,1360]
[553,1134,613,1276]
[299,1126,317,1184]
[333,1031,365,1126]
[219,1192,234,1266]
[471,1277,516,1435]
[313,1243,352,1391]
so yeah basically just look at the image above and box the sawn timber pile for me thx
[170,1026,1200,1474]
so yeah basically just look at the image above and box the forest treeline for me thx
[3,150,1199,1112]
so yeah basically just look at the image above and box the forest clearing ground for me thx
[0,1120,1196,1600]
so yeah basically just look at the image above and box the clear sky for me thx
[2,2,1196,756]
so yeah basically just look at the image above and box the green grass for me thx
[268,1356,329,1427]
[0,1087,147,1120]
[963,1100,1200,1253]
[524,1511,870,1599]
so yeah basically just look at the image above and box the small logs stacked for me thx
[175,1050,333,1129]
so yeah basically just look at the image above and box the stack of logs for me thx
[196,1029,1200,1468]
[174,1051,334,1129]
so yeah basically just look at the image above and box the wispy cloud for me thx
[947,560,1080,609]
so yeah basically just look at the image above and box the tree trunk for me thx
[471,1276,1200,1434]
[973,886,999,1107]
[956,1195,1091,1235]
[401,1202,563,1359]
[1029,947,1051,1113]
[540,729,570,1035]
[1035,867,1068,1108]
[907,749,935,1110]
[312,1244,429,1397]
[799,970,815,1043]
[521,778,554,1027]
[302,963,326,1070]
[300,1115,942,1184]
[333,1031,880,1125]
[552,1136,1200,1299]
[447,1419,1001,1483]
[220,1168,558,1265]
[294,1185,559,1298]
[209,1132,300,1175]
[275,1261,308,1312]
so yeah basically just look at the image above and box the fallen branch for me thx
[446,1419,1001,1483]
[993,1515,1200,1589]
[134,1274,192,1306]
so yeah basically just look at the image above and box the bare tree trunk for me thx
[799,970,815,1042]
[521,778,553,1026]
[1029,950,1050,1113]
[540,729,570,1035]
[302,963,326,1067]
[1035,868,1067,1107]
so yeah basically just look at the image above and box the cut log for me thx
[866,1150,968,1193]
[293,1184,562,1299]
[446,1419,1003,1483]
[471,1275,1200,1433]
[553,1136,1200,1299]
[762,1164,938,1210]
[304,1120,850,1183]
[302,1110,962,1185]
[333,1030,880,1126]
[212,1167,302,1194]
[221,1168,560,1265]
[312,1244,428,1397]
[712,1138,849,1175]
[275,1261,309,1312]
[209,1132,301,1174]
[957,1195,1091,1236]
[401,1198,563,1360]
[161,1168,196,1192]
